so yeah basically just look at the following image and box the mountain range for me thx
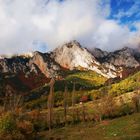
[0,40,140,91]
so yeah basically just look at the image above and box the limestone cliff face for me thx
[29,51,60,77]
[91,46,140,78]
[89,48,108,60]
[51,41,98,69]
[91,47,140,68]
[51,41,118,78]
[103,47,140,68]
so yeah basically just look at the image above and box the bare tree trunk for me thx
[3,96,8,111]
[72,82,76,123]
[76,107,80,122]
[72,82,76,107]
[3,85,24,115]
[63,85,68,125]
[82,103,86,122]
[47,78,55,131]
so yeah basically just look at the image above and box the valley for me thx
[0,41,140,140]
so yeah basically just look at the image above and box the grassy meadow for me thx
[0,70,140,139]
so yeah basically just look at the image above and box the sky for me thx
[0,0,140,55]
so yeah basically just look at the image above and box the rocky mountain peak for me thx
[101,46,140,68]
[30,51,60,77]
[114,47,134,55]
[53,40,84,56]
[51,41,98,70]
[0,56,4,60]
[89,48,109,60]
[0,40,140,80]
[64,40,81,49]
[51,41,118,78]
[33,51,42,56]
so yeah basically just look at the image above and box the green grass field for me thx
[39,113,140,140]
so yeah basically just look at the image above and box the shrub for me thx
[80,95,88,103]
[132,93,140,112]
[33,120,48,131]
[17,120,34,135]
[0,112,16,133]
[119,103,132,116]
[102,95,117,118]
[28,110,40,120]
[93,101,104,122]
[93,95,118,120]
[0,131,25,140]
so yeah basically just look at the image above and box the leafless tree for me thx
[71,82,76,123]
[3,84,24,113]
[82,103,86,122]
[72,82,76,107]
[47,78,55,131]
[63,84,68,125]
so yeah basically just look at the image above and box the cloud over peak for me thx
[0,0,139,55]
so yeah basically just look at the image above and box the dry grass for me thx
[39,113,140,140]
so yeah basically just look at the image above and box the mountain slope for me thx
[91,47,140,68]
[109,71,140,95]
[91,46,140,78]
[89,71,140,98]
[0,40,140,94]
[55,70,107,91]
[89,48,109,60]
[102,47,140,68]
[0,56,30,73]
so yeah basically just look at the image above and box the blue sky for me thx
[110,0,140,31]
[0,0,140,54]
[60,0,140,27]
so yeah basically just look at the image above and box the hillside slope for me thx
[39,113,140,140]
[90,71,140,98]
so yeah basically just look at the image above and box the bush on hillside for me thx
[17,120,34,135]
[0,112,16,133]
[132,93,140,112]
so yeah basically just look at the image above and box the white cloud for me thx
[91,20,133,51]
[134,22,140,30]
[0,0,139,55]
[126,22,140,48]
